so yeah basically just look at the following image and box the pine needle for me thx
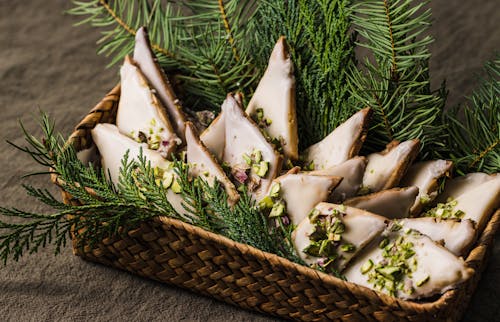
[348,0,448,158]
[444,55,500,174]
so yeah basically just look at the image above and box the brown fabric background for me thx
[0,1,498,321]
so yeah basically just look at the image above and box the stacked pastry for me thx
[89,27,499,300]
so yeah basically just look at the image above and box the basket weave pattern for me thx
[55,85,500,321]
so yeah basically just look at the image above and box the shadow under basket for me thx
[53,84,500,322]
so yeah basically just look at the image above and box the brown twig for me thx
[373,92,394,141]
[98,0,175,59]
[218,0,240,62]
[469,139,499,169]
[383,0,398,79]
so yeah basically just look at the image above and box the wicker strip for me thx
[54,84,500,322]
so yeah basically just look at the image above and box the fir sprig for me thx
[68,0,260,111]
[445,56,500,175]
[1,113,301,265]
[348,0,447,158]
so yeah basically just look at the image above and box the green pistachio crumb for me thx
[171,180,182,194]
[376,266,401,280]
[269,201,286,218]
[162,172,174,189]
[253,149,262,163]
[361,259,373,274]
[242,153,252,165]
[256,108,264,122]
[340,243,356,252]
[416,275,429,287]
[256,161,269,177]
[269,182,281,198]
[419,194,430,205]
[379,238,389,249]
[308,208,321,221]
[258,196,274,210]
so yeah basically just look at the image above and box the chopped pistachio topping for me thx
[162,172,174,189]
[256,161,269,177]
[340,243,356,253]
[419,194,431,205]
[416,275,430,287]
[240,149,269,179]
[379,238,389,249]
[363,234,420,296]
[308,208,321,221]
[361,259,374,274]
[132,118,174,152]
[171,180,182,194]
[423,198,465,219]
[253,149,262,163]
[304,161,315,171]
[152,166,175,189]
[242,153,252,165]
[303,208,353,274]
[269,182,281,198]
[259,181,289,226]
[258,196,274,210]
[269,201,286,218]
[252,108,273,129]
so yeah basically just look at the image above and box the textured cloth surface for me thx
[0,1,498,321]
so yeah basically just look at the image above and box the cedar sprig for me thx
[1,113,302,265]
[444,56,500,175]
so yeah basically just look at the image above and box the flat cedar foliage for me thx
[0,0,498,266]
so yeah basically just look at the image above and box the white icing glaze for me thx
[223,95,282,199]
[304,109,369,170]
[116,56,179,158]
[185,122,239,204]
[273,174,340,225]
[310,157,367,203]
[246,37,298,160]
[200,108,226,161]
[344,187,419,219]
[344,229,473,300]
[453,177,500,233]
[400,218,476,256]
[293,204,387,271]
[76,144,99,165]
[400,160,453,215]
[436,172,498,203]
[133,27,186,141]
[362,140,419,193]
[91,123,188,217]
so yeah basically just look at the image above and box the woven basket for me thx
[54,84,500,321]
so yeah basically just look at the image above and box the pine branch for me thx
[254,0,356,148]
[348,0,447,158]
[69,0,260,111]
[444,56,500,174]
